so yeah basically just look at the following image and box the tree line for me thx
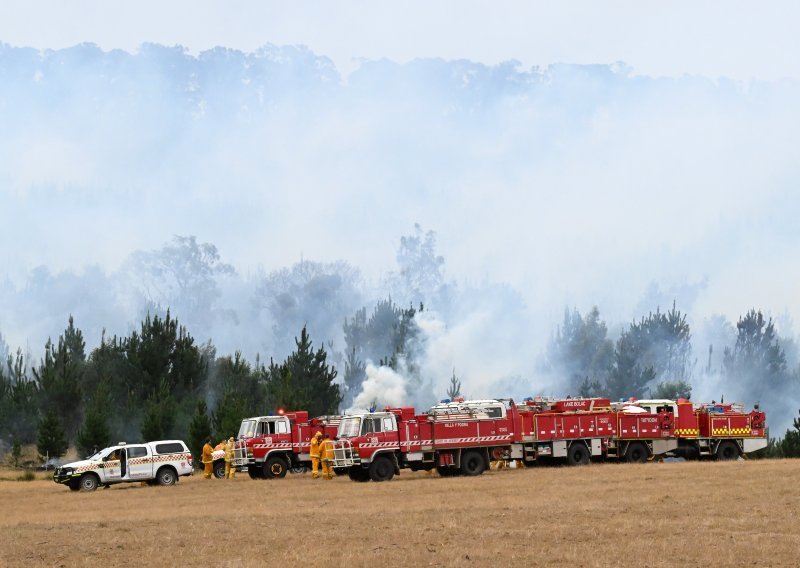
[545,303,800,457]
[0,291,423,465]
[2,298,800,463]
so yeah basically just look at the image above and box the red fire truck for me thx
[233,411,341,478]
[330,396,767,481]
[616,398,768,460]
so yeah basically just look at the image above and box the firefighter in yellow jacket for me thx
[310,431,323,479]
[202,438,214,479]
[224,436,236,479]
[320,434,335,480]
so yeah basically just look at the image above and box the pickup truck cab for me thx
[53,440,193,491]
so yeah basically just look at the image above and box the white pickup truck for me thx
[53,440,194,491]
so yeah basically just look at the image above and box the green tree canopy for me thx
[266,326,341,417]
[37,409,68,460]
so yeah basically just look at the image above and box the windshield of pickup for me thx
[338,416,362,438]
[238,419,257,439]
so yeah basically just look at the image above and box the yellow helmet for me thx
[315,431,323,437]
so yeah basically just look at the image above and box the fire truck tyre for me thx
[369,456,395,482]
[625,442,649,464]
[157,466,177,486]
[264,456,288,479]
[213,460,226,479]
[716,441,740,461]
[567,443,591,466]
[348,467,371,482]
[247,467,263,480]
[79,473,99,492]
[460,451,487,476]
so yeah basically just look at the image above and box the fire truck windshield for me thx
[238,419,257,439]
[337,416,361,438]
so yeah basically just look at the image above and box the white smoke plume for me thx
[351,363,409,411]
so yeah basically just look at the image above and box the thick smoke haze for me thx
[1,43,798,429]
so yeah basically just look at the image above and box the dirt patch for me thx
[4,459,800,567]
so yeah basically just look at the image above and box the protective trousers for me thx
[311,457,320,478]
[225,461,236,479]
[204,461,213,479]
[321,459,333,480]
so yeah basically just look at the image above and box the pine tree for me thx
[651,380,692,400]
[267,326,341,417]
[34,332,84,441]
[76,381,112,457]
[2,349,38,442]
[446,369,462,399]
[11,439,21,467]
[342,346,366,408]
[724,309,788,389]
[780,411,800,458]
[213,391,247,441]
[140,380,176,441]
[188,400,212,464]
[37,410,68,461]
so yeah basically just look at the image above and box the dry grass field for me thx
[3,459,800,567]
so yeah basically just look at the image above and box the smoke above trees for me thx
[0,42,799,443]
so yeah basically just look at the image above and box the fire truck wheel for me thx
[213,460,226,479]
[348,467,371,482]
[247,467,263,480]
[460,451,487,476]
[624,442,649,464]
[715,441,740,461]
[79,473,99,492]
[567,443,591,466]
[436,466,459,477]
[157,466,177,486]
[264,456,288,478]
[369,456,395,482]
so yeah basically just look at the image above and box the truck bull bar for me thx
[331,440,359,468]
[233,441,249,467]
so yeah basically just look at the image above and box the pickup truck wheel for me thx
[68,480,81,491]
[716,440,740,461]
[460,450,487,476]
[157,467,177,486]
[567,442,591,466]
[369,456,395,482]
[625,442,649,464]
[213,460,226,479]
[80,473,99,492]
[290,465,308,474]
[264,456,288,479]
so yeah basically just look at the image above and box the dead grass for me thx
[3,459,799,567]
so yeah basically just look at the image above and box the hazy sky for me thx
[1,1,798,80]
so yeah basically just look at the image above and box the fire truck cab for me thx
[234,412,340,478]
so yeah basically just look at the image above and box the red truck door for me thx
[359,414,399,458]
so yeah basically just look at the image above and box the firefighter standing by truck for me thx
[310,431,323,479]
[202,438,214,479]
[224,436,236,479]
[320,434,335,480]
